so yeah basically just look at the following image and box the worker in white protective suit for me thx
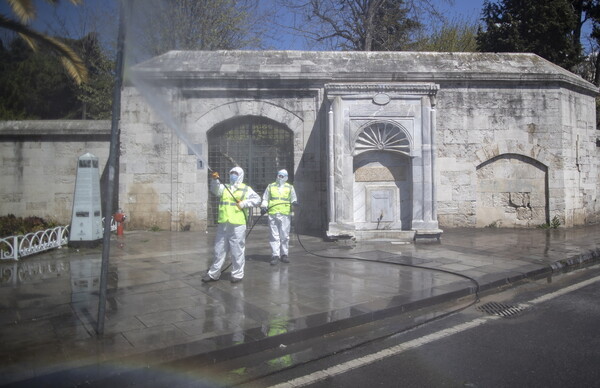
[203,166,260,283]
[260,169,298,265]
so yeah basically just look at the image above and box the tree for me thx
[477,0,582,70]
[278,0,447,51]
[581,0,600,85]
[126,0,270,61]
[0,37,79,119]
[571,0,600,55]
[0,33,112,120]
[413,18,479,52]
[72,33,113,119]
[0,0,88,84]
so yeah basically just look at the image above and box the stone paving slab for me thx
[1,225,600,386]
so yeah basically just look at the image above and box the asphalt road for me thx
[255,265,600,388]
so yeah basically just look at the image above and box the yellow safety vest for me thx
[218,183,249,225]
[267,183,292,215]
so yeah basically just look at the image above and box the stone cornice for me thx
[131,71,598,97]
[131,50,599,96]
[0,120,111,137]
[325,83,439,97]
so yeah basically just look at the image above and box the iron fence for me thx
[0,217,117,261]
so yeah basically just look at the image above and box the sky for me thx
[434,0,485,21]
[1,0,488,52]
[5,0,595,56]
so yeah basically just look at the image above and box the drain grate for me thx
[477,302,526,318]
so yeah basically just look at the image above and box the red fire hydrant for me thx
[114,209,127,236]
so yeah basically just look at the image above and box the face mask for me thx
[277,174,287,185]
[229,174,238,185]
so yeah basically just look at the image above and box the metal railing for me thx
[0,217,117,261]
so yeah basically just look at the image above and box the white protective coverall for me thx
[261,169,298,263]
[206,166,260,281]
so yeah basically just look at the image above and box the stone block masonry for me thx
[0,121,111,225]
[2,51,599,236]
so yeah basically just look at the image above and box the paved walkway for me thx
[1,225,600,386]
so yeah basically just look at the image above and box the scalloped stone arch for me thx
[195,100,304,134]
[475,143,551,168]
[352,120,414,157]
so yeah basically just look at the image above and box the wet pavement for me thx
[1,224,600,387]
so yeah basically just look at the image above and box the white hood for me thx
[230,166,244,185]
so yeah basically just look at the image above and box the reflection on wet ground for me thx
[1,225,600,385]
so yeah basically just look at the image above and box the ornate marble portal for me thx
[326,83,441,240]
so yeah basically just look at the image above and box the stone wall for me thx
[435,84,600,227]
[0,121,111,225]
[121,51,599,232]
[2,51,598,234]
[119,86,324,232]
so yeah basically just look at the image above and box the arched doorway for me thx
[207,116,294,225]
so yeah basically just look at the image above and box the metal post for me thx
[97,0,127,336]
[327,100,335,226]
[13,236,18,260]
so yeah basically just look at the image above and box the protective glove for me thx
[260,207,267,215]
[211,171,220,180]
[292,201,299,207]
[236,200,244,210]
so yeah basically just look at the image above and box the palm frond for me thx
[6,0,36,23]
[17,31,39,50]
[46,35,88,84]
[0,14,88,84]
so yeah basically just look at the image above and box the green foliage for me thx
[298,0,423,51]
[477,0,582,70]
[537,215,561,229]
[0,214,58,238]
[551,215,561,228]
[129,0,265,60]
[0,38,79,119]
[71,33,114,119]
[414,19,479,52]
[369,0,421,51]
[0,34,112,120]
[0,0,88,85]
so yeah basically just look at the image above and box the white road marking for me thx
[268,275,600,388]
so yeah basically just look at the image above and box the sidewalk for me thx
[1,225,600,386]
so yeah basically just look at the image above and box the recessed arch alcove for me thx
[476,153,549,227]
[353,149,413,232]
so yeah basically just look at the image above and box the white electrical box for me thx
[69,153,103,247]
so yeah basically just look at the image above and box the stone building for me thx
[119,50,599,239]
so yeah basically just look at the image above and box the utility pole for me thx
[97,0,127,335]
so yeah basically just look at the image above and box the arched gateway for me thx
[207,116,293,225]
